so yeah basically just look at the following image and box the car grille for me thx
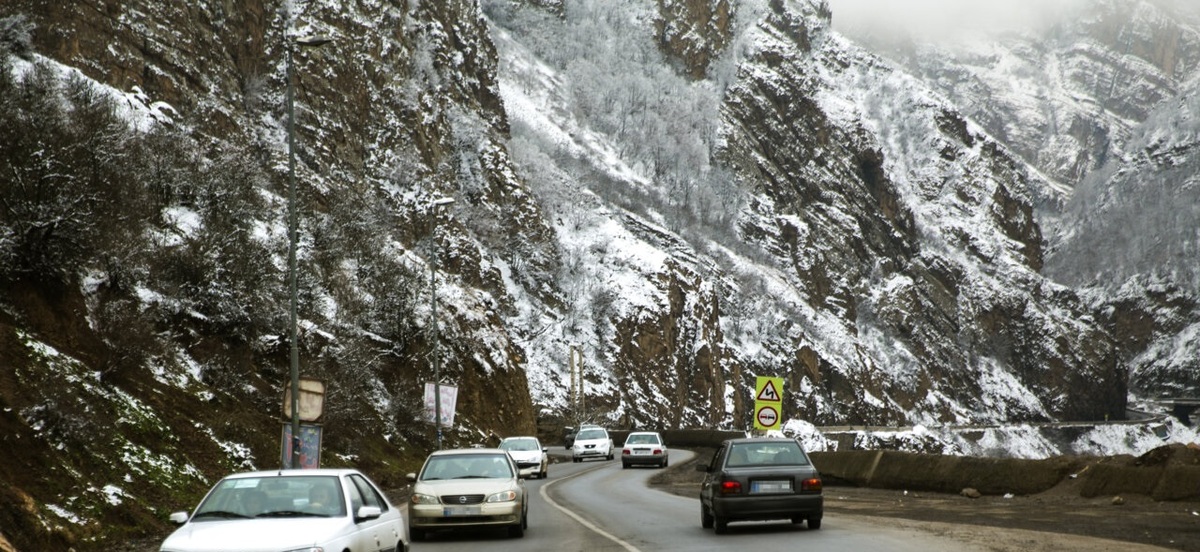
[440,494,485,505]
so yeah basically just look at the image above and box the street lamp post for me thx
[430,197,455,450]
[285,31,331,470]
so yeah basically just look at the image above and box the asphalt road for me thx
[409,449,1004,551]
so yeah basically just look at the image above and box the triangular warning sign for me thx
[757,379,781,402]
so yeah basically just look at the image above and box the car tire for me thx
[807,517,822,530]
[714,516,729,534]
[660,458,668,468]
[622,462,629,469]
[540,467,548,479]
[701,505,714,529]
[509,522,524,538]
[606,453,613,460]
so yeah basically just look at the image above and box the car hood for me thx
[505,450,543,462]
[415,478,519,496]
[161,517,346,551]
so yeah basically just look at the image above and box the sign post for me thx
[753,376,783,431]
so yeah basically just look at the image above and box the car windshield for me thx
[193,475,345,519]
[625,433,660,445]
[500,438,539,451]
[576,429,606,440]
[726,442,809,467]
[421,454,514,480]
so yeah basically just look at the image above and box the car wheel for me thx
[701,505,714,529]
[509,522,525,538]
[807,516,822,530]
[660,458,668,468]
[714,516,729,534]
[606,453,613,460]
[622,462,629,469]
[540,467,548,479]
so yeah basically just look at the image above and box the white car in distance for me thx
[499,436,549,479]
[571,426,614,462]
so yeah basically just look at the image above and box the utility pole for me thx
[284,4,331,469]
[429,197,454,450]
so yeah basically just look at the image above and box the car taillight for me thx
[652,448,663,455]
[623,448,631,454]
[720,480,742,494]
[801,478,822,492]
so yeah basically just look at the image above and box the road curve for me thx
[409,449,1011,551]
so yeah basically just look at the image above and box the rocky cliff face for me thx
[2,0,548,548]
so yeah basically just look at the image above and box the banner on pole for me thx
[423,382,458,428]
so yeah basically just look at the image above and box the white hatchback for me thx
[159,468,408,552]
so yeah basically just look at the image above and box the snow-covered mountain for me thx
[828,0,1200,404]
[2,0,1199,548]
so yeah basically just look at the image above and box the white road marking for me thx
[540,464,642,552]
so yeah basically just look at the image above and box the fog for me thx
[826,0,1089,41]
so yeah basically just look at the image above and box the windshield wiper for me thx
[192,510,249,520]
[256,510,328,518]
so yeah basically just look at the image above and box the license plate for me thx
[751,480,792,493]
[633,450,649,455]
[444,505,481,516]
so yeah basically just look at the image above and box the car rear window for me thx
[727,442,809,467]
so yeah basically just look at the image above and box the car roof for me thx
[722,436,802,446]
[430,447,511,457]
[627,431,661,435]
[222,468,363,479]
[500,436,539,441]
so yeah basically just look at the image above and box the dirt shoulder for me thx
[649,447,1200,551]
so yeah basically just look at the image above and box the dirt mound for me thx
[1078,443,1200,501]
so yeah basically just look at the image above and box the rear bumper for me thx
[622,453,667,465]
[711,493,823,521]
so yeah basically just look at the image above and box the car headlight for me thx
[411,493,440,505]
[486,490,518,503]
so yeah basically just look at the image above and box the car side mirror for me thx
[169,511,189,524]
[695,464,710,473]
[406,473,417,482]
[355,506,382,521]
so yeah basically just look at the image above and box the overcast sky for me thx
[826,0,1089,39]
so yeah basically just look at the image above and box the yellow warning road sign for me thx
[755,376,782,403]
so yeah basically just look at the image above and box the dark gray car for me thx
[696,437,823,534]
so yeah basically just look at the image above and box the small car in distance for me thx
[499,436,549,479]
[407,448,528,540]
[621,431,669,469]
[571,426,614,462]
[697,437,823,534]
[159,468,408,552]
